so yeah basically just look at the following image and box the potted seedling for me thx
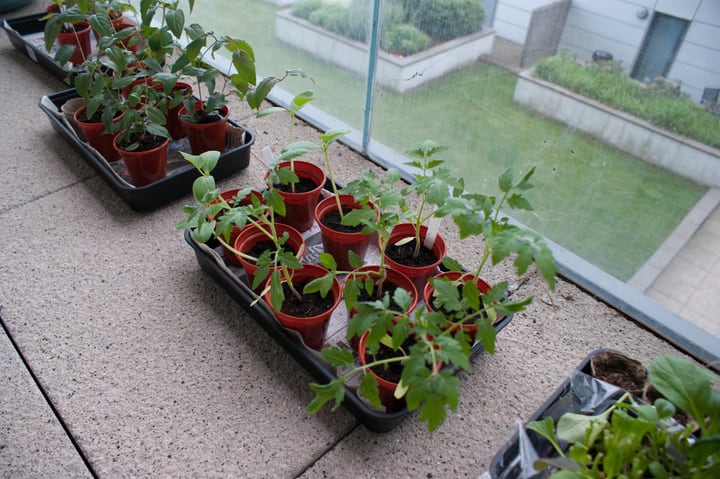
[176,150,341,350]
[43,0,93,67]
[307,276,537,430]
[426,167,557,344]
[526,355,720,478]
[384,140,463,292]
[310,128,379,270]
[112,79,171,186]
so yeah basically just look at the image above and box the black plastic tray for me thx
[2,12,73,83]
[185,226,515,433]
[39,88,254,211]
[487,349,626,479]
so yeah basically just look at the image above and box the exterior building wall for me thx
[491,0,720,103]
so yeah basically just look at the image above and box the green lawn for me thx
[185,0,706,281]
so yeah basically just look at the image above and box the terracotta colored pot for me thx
[164,82,193,140]
[358,331,406,413]
[113,134,168,186]
[56,21,92,66]
[271,160,326,233]
[73,106,122,163]
[214,188,264,266]
[344,265,418,350]
[178,102,229,154]
[423,271,498,341]
[384,223,447,294]
[233,223,306,291]
[264,263,341,350]
[314,194,375,270]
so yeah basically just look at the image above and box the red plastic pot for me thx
[112,134,168,187]
[178,102,229,154]
[73,105,123,163]
[314,194,375,270]
[423,271,498,341]
[358,331,406,413]
[56,21,92,66]
[344,265,418,350]
[384,223,447,294]
[233,223,306,291]
[271,160,326,233]
[214,188,264,266]
[164,82,193,140]
[264,263,341,351]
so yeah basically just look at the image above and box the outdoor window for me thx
[184,0,720,364]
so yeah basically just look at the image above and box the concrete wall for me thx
[275,9,495,93]
[514,69,720,188]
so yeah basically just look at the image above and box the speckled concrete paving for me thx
[0,2,709,478]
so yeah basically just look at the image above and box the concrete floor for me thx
[0,3,714,477]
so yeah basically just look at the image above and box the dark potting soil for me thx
[320,208,364,234]
[117,132,166,151]
[590,351,647,394]
[280,280,336,317]
[357,281,407,311]
[246,240,292,264]
[386,238,437,267]
[368,337,416,384]
[273,177,318,194]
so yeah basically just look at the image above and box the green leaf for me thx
[648,355,719,428]
[557,409,611,445]
[268,271,284,311]
[498,168,513,193]
[165,9,185,38]
[527,417,564,456]
[359,373,382,408]
[192,221,215,243]
[303,274,334,298]
[319,128,350,144]
[307,379,346,413]
[192,175,216,203]
[321,346,354,368]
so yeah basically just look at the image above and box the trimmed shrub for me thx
[410,0,485,41]
[291,0,324,20]
[308,3,349,37]
[534,53,720,149]
[381,23,430,56]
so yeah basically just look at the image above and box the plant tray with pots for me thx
[2,12,80,83]
[486,349,664,479]
[184,205,515,433]
[39,88,254,211]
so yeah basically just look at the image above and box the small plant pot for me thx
[272,161,326,233]
[384,223,447,294]
[165,82,193,140]
[233,223,306,291]
[73,105,123,163]
[314,194,375,270]
[263,263,342,350]
[358,331,406,413]
[178,102,229,154]
[213,188,264,266]
[112,134,169,187]
[344,265,419,350]
[56,21,92,66]
[423,271,496,342]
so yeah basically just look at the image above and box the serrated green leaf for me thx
[498,168,513,193]
[307,379,345,413]
[359,373,382,408]
[321,346,354,368]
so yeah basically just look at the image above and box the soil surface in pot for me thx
[590,351,647,394]
[273,177,318,194]
[356,281,407,311]
[368,337,415,384]
[246,241,293,263]
[320,208,363,233]
[280,280,336,317]
[117,132,166,151]
[386,239,438,267]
